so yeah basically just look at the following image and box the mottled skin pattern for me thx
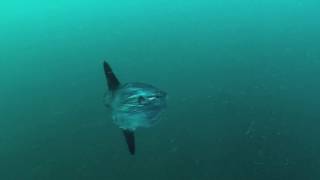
[107,82,167,130]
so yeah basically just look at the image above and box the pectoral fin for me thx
[122,129,135,155]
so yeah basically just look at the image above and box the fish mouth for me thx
[157,91,167,99]
[157,93,167,109]
[155,91,167,106]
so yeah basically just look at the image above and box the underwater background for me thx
[1,0,320,179]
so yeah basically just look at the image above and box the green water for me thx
[1,0,320,179]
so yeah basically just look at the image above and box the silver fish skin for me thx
[107,82,167,130]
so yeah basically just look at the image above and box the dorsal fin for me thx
[103,61,120,91]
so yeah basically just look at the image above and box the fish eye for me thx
[138,96,146,104]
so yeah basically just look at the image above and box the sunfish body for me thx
[103,61,167,155]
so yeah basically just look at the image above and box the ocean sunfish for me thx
[102,61,167,155]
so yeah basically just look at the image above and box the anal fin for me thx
[122,129,135,155]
